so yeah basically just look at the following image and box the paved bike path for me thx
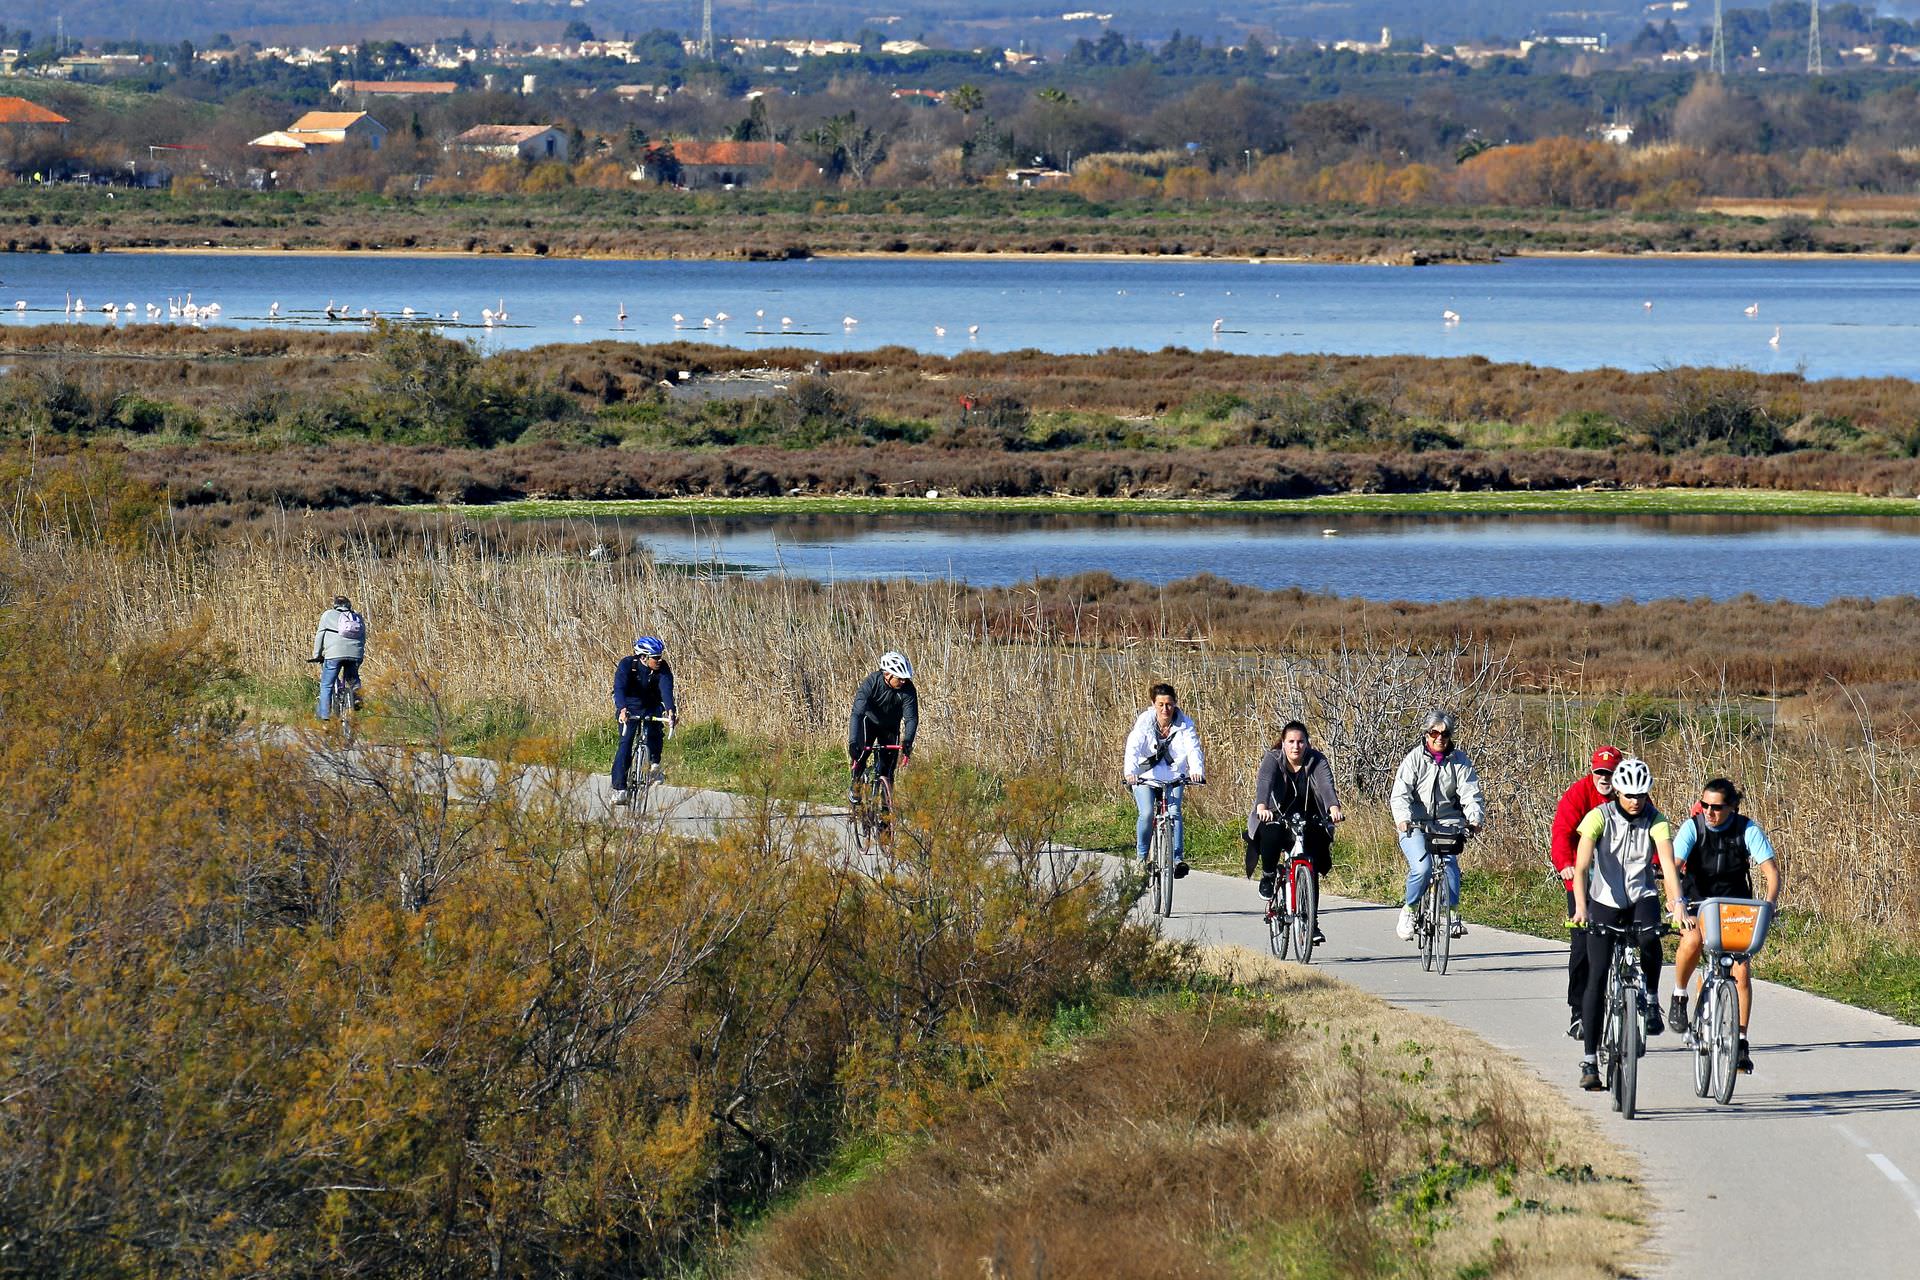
[304,739,1919,1277]
[1155,866,1920,1278]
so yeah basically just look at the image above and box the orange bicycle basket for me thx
[1700,898,1772,958]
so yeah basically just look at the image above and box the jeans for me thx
[1133,782,1184,861]
[612,713,666,790]
[316,657,360,719]
[1400,827,1460,909]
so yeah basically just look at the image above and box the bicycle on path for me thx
[1263,811,1333,963]
[617,714,674,815]
[1686,898,1773,1106]
[306,657,361,743]
[1139,775,1194,918]
[1585,917,1673,1120]
[1411,820,1471,974]
[849,743,905,853]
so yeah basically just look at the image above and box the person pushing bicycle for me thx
[612,636,677,805]
[1570,756,1689,1092]
[311,594,367,721]
[1669,777,1782,1076]
[1391,708,1484,943]
[849,651,918,809]
[1245,719,1343,944]
[1123,682,1205,879]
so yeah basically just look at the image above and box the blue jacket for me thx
[612,656,676,717]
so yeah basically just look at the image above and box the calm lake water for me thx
[5,252,1920,377]
[596,512,1920,603]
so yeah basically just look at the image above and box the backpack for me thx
[336,610,365,641]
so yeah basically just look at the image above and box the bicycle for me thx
[1685,898,1772,1106]
[306,657,361,743]
[1410,820,1470,975]
[1262,811,1332,964]
[1584,917,1673,1120]
[1136,775,1194,919]
[849,743,905,853]
[617,713,674,815]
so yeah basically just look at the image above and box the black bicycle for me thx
[617,713,674,814]
[1411,820,1471,975]
[1263,812,1333,964]
[849,743,905,853]
[1585,917,1673,1120]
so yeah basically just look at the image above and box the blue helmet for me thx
[634,636,666,658]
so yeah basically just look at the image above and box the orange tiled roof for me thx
[672,140,789,166]
[290,110,374,132]
[334,79,457,94]
[0,97,70,126]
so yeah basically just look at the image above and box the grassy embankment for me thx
[6,184,1917,261]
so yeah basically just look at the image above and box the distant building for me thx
[0,96,71,140]
[249,110,387,153]
[663,140,790,188]
[1005,166,1070,188]
[454,124,569,162]
[331,79,458,99]
[1597,122,1635,146]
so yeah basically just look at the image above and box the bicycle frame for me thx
[1412,821,1469,975]
[1137,775,1190,919]
[1263,812,1329,963]
[1587,918,1669,1120]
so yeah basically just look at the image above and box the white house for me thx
[453,124,569,162]
[249,110,387,153]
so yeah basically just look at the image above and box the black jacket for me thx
[849,671,918,754]
[612,656,676,717]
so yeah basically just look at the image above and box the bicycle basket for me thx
[1426,832,1466,858]
[1697,898,1772,958]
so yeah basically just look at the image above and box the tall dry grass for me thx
[53,515,1919,948]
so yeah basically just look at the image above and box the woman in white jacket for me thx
[1390,708,1485,941]
[1122,682,1206,877]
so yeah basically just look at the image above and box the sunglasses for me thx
[1700,801,1731,811]
[1593,769,1614,778]
[1425,729,1450,738]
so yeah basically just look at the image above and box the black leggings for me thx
[1581,897,1664,1058]
[1254,820,1333,877]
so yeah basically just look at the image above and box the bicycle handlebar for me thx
[1568,919,1676,942]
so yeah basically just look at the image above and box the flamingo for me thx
[451,310,460,323]
[968,324,980,339]
[495,298,508,323]
[715,311,730,323]
[617,302,627,324]
[1442,309,1461,324]
[401,306,415,319]
[934,325,946,338]
[1212,317,1225,333]
[13,300,25,312]
[1769,326,1781,348]
[701,317,713,329]
[842,315,858,327]
[1643,300,1654,311]
[104,303,118,317]
[1745,302,1760,317]
[755,308,765,319]
[573,314,584,324]
[671,312,684,326]
[268,301,281,318]
[780,316,793,329]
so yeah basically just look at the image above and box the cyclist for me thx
[1245,720,1344,943]
[1123,682,1205,879]
[1570,756,1688,1092]
[611,636,677,804]
[849,651,918,809]
[1669,777,1782,1076]
[311,594,367,721]
[1391,708,1484,943]
[1551,745,1624,1041]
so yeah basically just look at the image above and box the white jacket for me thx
[1123,708,1205,785]
[1389,745,1485,830]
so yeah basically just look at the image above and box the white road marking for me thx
[1864,1153,1920,1224]
[1835,1123,1874,1150]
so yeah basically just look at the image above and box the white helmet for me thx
[1612,757,1652,795]
[879,651,914,680]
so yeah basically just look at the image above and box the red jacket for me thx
[1550,775,1609,875]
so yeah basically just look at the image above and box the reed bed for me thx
[61,518,1918,952]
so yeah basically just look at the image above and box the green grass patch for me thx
[411,488,1920,522]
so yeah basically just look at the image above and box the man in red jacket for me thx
[1552,746,1622,1040]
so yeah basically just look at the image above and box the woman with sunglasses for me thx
[1667,778,1781,1076]
[1390,709,1486,943]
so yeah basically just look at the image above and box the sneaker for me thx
[1395,906,1415,941]
[612,790,633,806]
[1257,872,1276,899]
[1644,997,1664,1038]
[1669,994,1688,1034]
[1172,858,1189,879]
[848,788,861,808]
[1579,1060,1603,1091]
[1737,1039,1754,1074]
[1312,926,1327,945]
[1448,914,1467,939]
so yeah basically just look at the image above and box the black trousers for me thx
[1565,888,1589,1013]
[1255,820,1333,877]
[1581,897,1664,1058]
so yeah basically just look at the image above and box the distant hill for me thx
[14,0,1662,49]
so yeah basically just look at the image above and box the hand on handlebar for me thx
[1124,773,1140,786]
[1328,805,1345,823]
[1255,803,1273,822]
[1571,901,1590,928]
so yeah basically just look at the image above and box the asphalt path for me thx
[315,740,1920,1277]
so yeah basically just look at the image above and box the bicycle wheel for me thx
[1603,977,1623,1111]
[1690,985,1713,1098]
[1155,816,1175,917]
[1267,889,1289,959]
[873,775,894,851]
[1421,879,1442,972]
[1435,878,1453,976]
[1712,980,1741,1105]
[337,681,356,744]
[1291,864,1315,965]
[1617,987,1641,1120]
[848,778,872,854]
[630,738,656,817]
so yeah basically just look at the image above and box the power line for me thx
[1710,0,1728,75]
[1809,2,1824,75]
